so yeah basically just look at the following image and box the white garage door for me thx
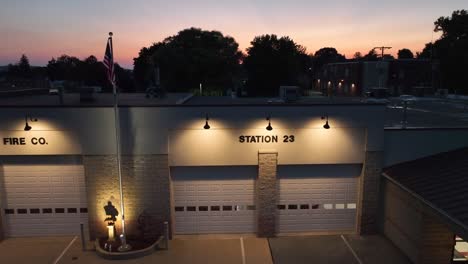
[2,164,88,237]
[172,166,256,234]
[277,165,360,233]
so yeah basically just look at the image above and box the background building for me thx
[317,59,439,97]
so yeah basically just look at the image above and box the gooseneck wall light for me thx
[203,114,210,129]
[24,116,38,131]
[266,116,273,131]
[321,114,330,129]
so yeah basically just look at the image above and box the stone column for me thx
[256,151,278,237]
[0,164,5,241]
[83,155,171,240]
[357,151,383,234]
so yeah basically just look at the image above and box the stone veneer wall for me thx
[0,167,3,241]
[357,151,384,235]
[83,155,171,240]
[256,151,278,237]
[382,179,455,264]
[0,163,5,241]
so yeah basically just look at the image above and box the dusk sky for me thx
[1,0,466,68]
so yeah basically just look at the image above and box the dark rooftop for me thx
[1,92,468,128]
[0,93,193,107]
[0,92,375,107]
[384,147,468,239]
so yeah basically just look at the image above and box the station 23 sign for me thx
[239,134,295,143]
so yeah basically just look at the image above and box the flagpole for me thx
[108,32,131,251]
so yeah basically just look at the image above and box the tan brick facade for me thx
[83,155,171,240]
[419,213,455,264]
[0,204,3,242]
[256,151,278,237]
[358,151,383,235]
[383,179,455,264]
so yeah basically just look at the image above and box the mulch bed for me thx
[98,236,157,252]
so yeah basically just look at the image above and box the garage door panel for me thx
[278,172,358,233]
[172,166,256,234]
[2,164,88,237]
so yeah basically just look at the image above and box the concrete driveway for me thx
[57,236,272,264]
[0,235,409,264]
[269,235,412,264]
[0,236,77,264]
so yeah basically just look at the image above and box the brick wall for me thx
[419,214,455,264]
[0,165,4,241]
[383,179,455,264]
[83,155,171,241]
[256,151,278,237]
[358,151,383,234]
[0,202,3,241]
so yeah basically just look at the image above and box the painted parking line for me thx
[240,237,246,264]
[53,236,77,264]
[341,235,363,264]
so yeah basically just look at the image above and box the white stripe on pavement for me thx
[53,236,77,264]
[341,235,363,264]
[240,237,246,264]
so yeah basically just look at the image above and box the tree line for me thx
[3,9,467,95]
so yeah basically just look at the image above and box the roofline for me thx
[382,172,468,240]
[0,103,385,108]
[385,127,468,131]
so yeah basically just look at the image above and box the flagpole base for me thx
[117,243,132,252]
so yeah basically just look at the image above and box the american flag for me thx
[103,36,115,87]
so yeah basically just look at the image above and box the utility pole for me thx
[374,46,392,60]
[373,46,392,89]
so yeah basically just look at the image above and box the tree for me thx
[353,52,363,61]
[434,10,468,40]
[47,55,82,82]
[114,63,134,92]
[417,43,435,59]
[312,47,346,72]
[7,54,32,79]
[363,49,379,61]
[398,49,414,59]
[383,54,395,60]
[420,10,468,93]
[133,28,243,93]
[133,44,163,91]
[46,54,133,92]
[243,34,310,97]
[18,54,31,75]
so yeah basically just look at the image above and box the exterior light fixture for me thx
[266,116,273,131]
[24,116,37,131]
[203,114,210,129]
[321,114,330,129]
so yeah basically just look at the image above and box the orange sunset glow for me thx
[1,0,465,68]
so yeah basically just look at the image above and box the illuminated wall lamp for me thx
[24,116,38,131]
[203,114,210,129]
[266,116,273,131]
[321,114,330,129]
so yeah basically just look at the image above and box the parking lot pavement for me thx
[0,236,76,264]
[269,235,411,264]
[57,236,272,264]
[385,99,468,127]
[269,235,360,264]
[343,235,412,264]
